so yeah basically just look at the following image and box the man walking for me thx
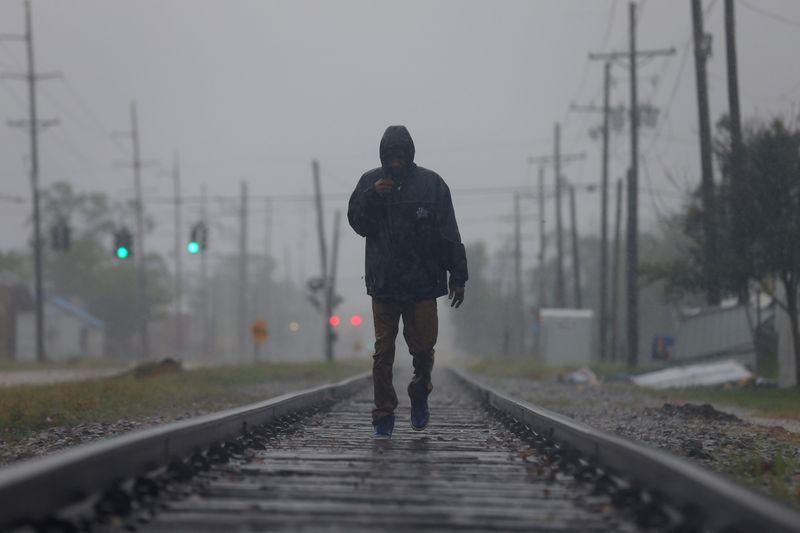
[348,125,468,440]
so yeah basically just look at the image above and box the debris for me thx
[558,366,599,386]
[631,360,754,389]
[657,403,740,423]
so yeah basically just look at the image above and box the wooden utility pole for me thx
[312,160,333,361]
[589,3,675,368]
[600,62,611,358]
[130,101,150,359]
[553,123,566,308]
[610,178,624,362]
[238,180,249,359]
[2,0,61,362]
[571,62,613,357]
[172,151,183,358]
[513,192,523,353]
[529,142,584,310]
[626,3,640,368]
[536,166,547,356]
[200,185,210,359]
[569,185,583,308]
[725,0,747,303]
[327,211,342,362]
[692,0,721,306]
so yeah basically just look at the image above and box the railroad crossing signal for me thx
[251,319,268,345]
[188,222,208,254]
[113,227,133,260]
[50,220,71,251]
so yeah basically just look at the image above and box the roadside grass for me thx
[734,447,800,505]
[0,359,369,445]
[664,386,800,420]
[0,356,128,372]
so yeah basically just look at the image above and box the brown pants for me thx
[371,297,438,424]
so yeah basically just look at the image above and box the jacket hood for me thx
[379,125,415,169]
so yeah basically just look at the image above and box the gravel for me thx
[0,379,325,468]
[473,375,800,506]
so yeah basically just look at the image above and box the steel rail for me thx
[449,367,800,533]
[0,371,371,531]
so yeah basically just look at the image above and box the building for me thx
[16,295,106,361]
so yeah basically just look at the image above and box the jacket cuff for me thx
[449,276,466,289]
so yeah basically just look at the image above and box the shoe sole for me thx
[410,419,429,431]
[372,434,392,440]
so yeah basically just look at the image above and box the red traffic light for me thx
[328,315,341,327]
[350,314,362,327]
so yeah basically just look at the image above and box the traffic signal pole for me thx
[130,101,150,360]
[327,211,342,362]
[172,151,183,358]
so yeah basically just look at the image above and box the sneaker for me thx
[372,415,395,440]
[410,397,430,431]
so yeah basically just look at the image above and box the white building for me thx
[16,296,106,361]
[538,308,594,365]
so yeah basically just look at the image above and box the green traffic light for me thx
[116,247,129,259]
[187,241,200,254]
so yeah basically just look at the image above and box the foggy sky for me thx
[2,0,800,325]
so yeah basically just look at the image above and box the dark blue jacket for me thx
[348,126,468,301]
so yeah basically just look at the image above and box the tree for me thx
[449,242,506,357]
[669,119,800,384]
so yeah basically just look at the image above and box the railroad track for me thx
[1,368,799,532]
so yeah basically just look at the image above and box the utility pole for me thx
[1,0,61,362]
[327,211,342,362]
[537,166,547,311]
[238,180,249,359]
[569,185,583,308]
[528,147,585,309]
[553,123,566,308]
[725,0,746,303]
[571,62,612,353]
[589,3,675,367]
[610,178,624,362]
[627,3,639,368]
[130,101,149,360]
[513,192,523,353]
[172,151,183,358]
[692,0,721,306]
[536,166,547,357]
[200,184,210,360]
[312,160,331,361]
[600,62,612,359]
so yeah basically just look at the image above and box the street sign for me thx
[251,319,268,345]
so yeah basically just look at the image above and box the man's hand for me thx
[449,286,465,308]
[374,177,395,195]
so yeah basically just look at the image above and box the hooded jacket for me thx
[348,125,468,301]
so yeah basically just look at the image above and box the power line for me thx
[738,0,800,29]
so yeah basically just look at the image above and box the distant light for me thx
[116,247,129,259]
[187,241,200,254]
[329,315,341,327]
[289,321,300,333]
[350,314,362,327]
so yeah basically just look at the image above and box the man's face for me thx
[386,155,406,178]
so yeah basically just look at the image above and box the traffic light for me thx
[113,227,133,259]
[188,222,208,254]
[50,221,71,251]
[350,314,362,327]
[328,315,341,327]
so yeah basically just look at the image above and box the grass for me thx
[734,447,800,505]
[0,358,369,445]
[0,356,128,372]
[664,386,800,420]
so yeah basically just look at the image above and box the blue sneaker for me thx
[410,397,430,431]
[372,415,395,440]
